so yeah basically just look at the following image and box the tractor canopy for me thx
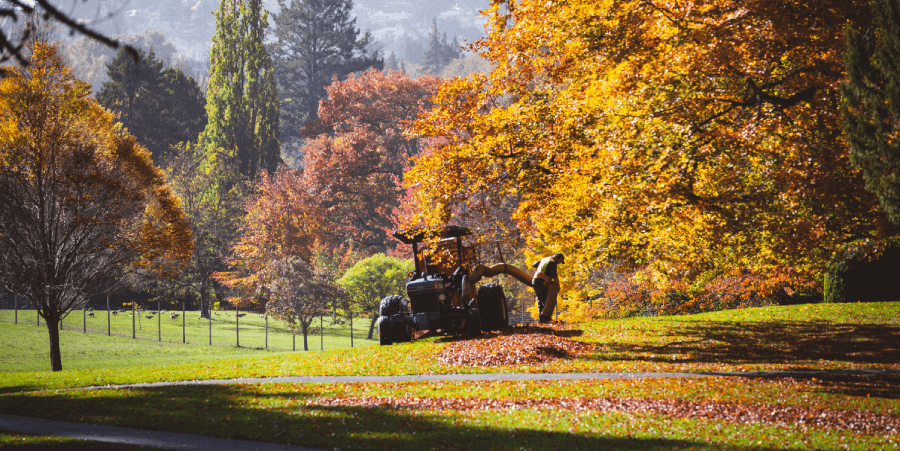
[392,225,472,244]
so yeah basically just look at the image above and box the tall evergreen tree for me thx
[97,48,207,165]
[270,0,382,145]
[841,0,900,223]
[420,19,462,75]
[201,0,280,178]
[385,51,400,73]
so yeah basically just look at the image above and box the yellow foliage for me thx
[405,0,893,308]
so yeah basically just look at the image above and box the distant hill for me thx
[59,0,487,64]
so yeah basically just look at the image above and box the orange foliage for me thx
[405,0,896,313]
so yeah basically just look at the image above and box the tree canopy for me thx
[270,0,382,144]
[841,0,900,224]
[301,69,443,251]
[407,0,895,306]
[97,47,207,165]
[0,42,193,371]
[201,0,280,179]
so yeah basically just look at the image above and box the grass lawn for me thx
[0,307,379,359]
[0,302,898,450]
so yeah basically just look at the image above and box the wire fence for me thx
[0,291,542,351]
[0,293,379,352]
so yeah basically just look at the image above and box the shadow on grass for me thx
[597,320,900,365]
[0,385,44,396]
[0,385,797,451]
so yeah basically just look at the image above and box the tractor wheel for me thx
[377,316,393,345]
[476,283,509,331]
[392,318,412,343]
[466,308,482,337]
[379,295,403,317]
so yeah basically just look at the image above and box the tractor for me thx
[376,225,534,345]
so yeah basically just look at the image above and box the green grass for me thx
[1,301,899,392]
[0,310,378,373]
[0,307,379,358]
[3,380,897,450]
[0,432,151,450]
[0,302,898,450]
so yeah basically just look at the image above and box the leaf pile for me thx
[309,395,900,436]
[436,324,594,367]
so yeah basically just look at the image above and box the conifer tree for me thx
[270,0,382,145]
[385,51,400,72]
[97,48,206,165]
[841,0,900,223]
[420,19,462,74]
[201,0,280,178]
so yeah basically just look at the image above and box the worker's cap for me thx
[553,252,565,263]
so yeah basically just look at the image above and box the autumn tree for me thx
[841,0,900,223]
[216,166,325,304]
[301,68,442,251]
[269,0,382,145]
[266,258,347,350]
[202,0,280,179]
[0,42,193,371]
[97,48,207,165]
[408,0,893,310]
[337,253,412,339]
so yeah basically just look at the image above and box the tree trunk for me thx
[368,313,377,340]
[302,328,309,351]
[199,282,210,319]
[46,314,62,371]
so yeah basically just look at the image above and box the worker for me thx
[532,252,564,323]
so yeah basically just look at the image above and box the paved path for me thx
[0,414,323,450]
[3,369,897,450]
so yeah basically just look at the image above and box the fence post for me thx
[182,302,185,344]
[158,300,161,342]
[14,295,17,324]
[83,305,86,333]
[107,296,110,336]
[350,313,353,348]
[236,305,239,348]
[292,328,295,352]
[208,304,212,346]
[132,302,136,339]
[37,305,39,326]
[265,315,268,349]
[320,315,323,351]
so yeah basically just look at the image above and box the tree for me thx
[265,258,346,351]
[407,0,893,308]
[216,166,327,307]
[841,0,900,223]
[269,0,382,145]
[201,0,280,179]
[97,48,207,165]
[337,253,412,339]
[156,142,248,317]
[0,42,193,371]
[420,19,462,75]
[300,69,443,251]
[385,52,401,73]
[0,0,138,77]
[63,30,179,95]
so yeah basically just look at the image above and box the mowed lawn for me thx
[0,302,898,450]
